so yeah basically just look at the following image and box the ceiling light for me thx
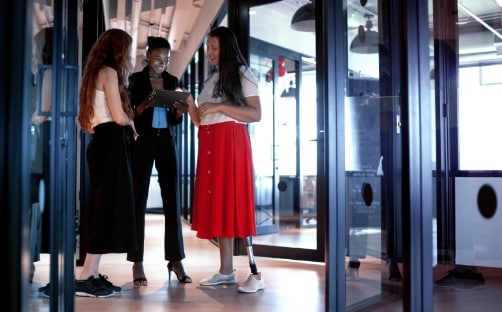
[290,2,315,32]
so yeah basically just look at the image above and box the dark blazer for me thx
[128,66,183,137]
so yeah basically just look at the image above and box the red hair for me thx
[78,29,133,132]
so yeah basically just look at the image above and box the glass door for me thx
[432,0,502,309]
[28,0,79,309]
[344,0,405,309]
[248,1,321,259]
[249,53,277,236]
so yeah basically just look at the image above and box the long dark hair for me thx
[208,26,248,106]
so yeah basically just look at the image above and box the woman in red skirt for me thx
[187,26,265,293]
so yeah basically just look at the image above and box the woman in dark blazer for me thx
[128,36,191,286]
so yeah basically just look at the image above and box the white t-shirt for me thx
[197,66,259,125]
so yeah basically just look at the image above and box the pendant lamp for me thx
[290,1,315,32]
[350,14,379,54]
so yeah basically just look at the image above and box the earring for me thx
[142,58,149,67]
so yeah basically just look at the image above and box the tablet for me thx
[153,90,191,108]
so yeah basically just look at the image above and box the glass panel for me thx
[433,1,502,310]
[275,56,299,234]
[458,64,502,170]
[249,53,276,231]
[29,0,54,304]
[249,1,318,252]
[345,0,403,309]
[299,56,318,231]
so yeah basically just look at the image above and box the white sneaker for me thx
[200,272,237,286]
[237,273,265,293]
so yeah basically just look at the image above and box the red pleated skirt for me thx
[191,121,256,239]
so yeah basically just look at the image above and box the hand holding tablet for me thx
[153,89,191,109]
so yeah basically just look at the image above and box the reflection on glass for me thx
[299,57,317,229]
[346,0,403,310]
[249,54,275,229]
[29,2,54,305]
[249,1,318,252]
[433,1,502,310]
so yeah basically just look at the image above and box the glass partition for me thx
[432,1,502,310]
[29,2,55,308]
[28,0,79,309]
[249,1,320,256]
[345,0,404,309]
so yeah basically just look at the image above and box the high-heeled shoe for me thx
[132,262,148,286]
[167,261,192,283]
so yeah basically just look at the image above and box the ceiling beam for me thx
[168,0,193,51]
[168,0,223,78]
[130,0,142,66]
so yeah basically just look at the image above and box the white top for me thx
[197,66,259,125]
[91,89,113,128]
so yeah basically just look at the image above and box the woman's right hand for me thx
[128,119,139,140]
[144,91,155,108]
[136,92,155,115]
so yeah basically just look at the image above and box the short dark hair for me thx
[34,27,53,65]
[147,36,171,52]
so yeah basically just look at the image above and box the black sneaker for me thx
[97,274,121,294]
[75,276,114,298]
[38,283,50,298]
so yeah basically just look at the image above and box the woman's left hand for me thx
[197,102,218,118]
[173,100,189,113]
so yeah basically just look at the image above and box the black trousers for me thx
[127,127,185,262]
